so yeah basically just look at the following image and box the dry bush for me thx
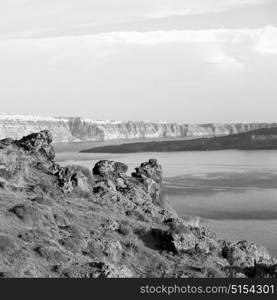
[187,217,200,228]
[0,150,31,186]
[118,220,132,236]
[67,165,94,186]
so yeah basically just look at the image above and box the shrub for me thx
[118,220,132,236]
[67,165,94,186]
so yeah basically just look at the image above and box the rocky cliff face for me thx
[1,114,277,142]
[0,130,276,278]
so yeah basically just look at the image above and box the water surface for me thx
[55,146,277,256]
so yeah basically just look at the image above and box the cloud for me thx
[0,0,275,38]
[38,26,270,48]
[143,0,272,19]
[65,26,277,60]
[206,54,245,72]
[0,23,276,121]
[1,26,276,76]
[255,26,277,54]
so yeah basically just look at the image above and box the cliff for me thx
[1,114,277,142]
[81,127,277,153]
[0,130,276,278]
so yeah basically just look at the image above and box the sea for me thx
[54,141,277,257]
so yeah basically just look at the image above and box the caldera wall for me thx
[0,114,276,143]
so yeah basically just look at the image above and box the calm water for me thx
[55,145,277,256]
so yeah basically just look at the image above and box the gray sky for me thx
[0,0,277,123]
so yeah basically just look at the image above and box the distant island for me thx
[81,127,277,153]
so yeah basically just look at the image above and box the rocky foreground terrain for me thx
[0,130,277,278]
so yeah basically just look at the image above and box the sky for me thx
[0,0,277,123]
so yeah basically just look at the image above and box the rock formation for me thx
[0,130,276,278]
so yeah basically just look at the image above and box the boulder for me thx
[92,160,129,193]
[48,163,78,194]
[93,160,128,179]
[166,218,220,255]
[15,130,55,161]
[132,159,162,184]
[132,159,164,206]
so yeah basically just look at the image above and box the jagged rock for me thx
[48,163,78,193]
[92,160,129,193]
[93,160,128,179]
[15,130,55,161]
[132,159,164,206]
[222,240,273,268]
[132,159,163,183]
[14,138,89,194]
[166,218,220,254]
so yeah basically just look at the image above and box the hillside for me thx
[1,113,277,142]
[0,130,276,278]
[81,127,277,153]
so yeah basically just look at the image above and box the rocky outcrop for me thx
[93,160,128,180]
[0,130,87,194]
[92,159,176,223]
[15,130,55,161]
[48,163,78,194]
[132,159,164,206]
[0,130,55,161]
[166,218,220,255]
[0,130,276,278]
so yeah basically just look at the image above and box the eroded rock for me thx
[93,160,128,179]
[15,130,55,161]
[132,159,164,206]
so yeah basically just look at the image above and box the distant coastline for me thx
[80,127,277,153]
[1,113,277,143]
